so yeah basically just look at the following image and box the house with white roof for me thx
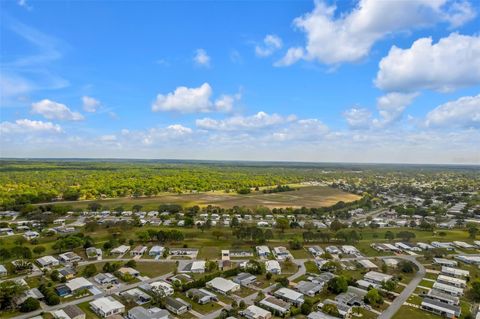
[364,271,392,284]
[308,246,324,257]
[441,266,469,278]
[182,260,205,273]
[453,241,475,249]
[90,296,125,318]
[37,256,59,268]
[206,277,240,294]
[259,296,291,316]
[256,246,271,257]
[0,264,7,276]
[433,258,458,267]
[421,297,461,319]
[265,260,281,274]
[66,277,93,293]
[242,305,272,319]
[341,245,360,256]
[149,246,165,256]
[23,231,39,240]
[150,281,174,296]
[437,275,467,288]
[58,252,82,264]
[274,287,304,306]
[357,259,377,269]
[273,247,291,260]
[111,245,130,255]
[130,246,147,257]
[383,258,399,268]
[432,282,464,296]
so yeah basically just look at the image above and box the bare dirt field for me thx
[48,186,360,209]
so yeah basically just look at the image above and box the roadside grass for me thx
[351,307,378,319]
[407,294,423,305]
[290,248,310,259]
[392,305,441,319]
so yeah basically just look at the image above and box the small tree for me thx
[20,297,40,312]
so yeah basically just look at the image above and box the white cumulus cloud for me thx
[194,49,210,67]
[375,92,419,126]
[375,33,480,92]
[278,0,476,66]
[82,96,101,113]
[343,107,372,129]
[31,99,84,121]
[255,34,283,57]
[426,94,480,128]
[0,118,62,134]
[196,111,296,131]
[152,83,239,113]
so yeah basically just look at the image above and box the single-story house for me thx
[432,282,464,296]
[86,247,102,259]
[441,266,469,278]
[120,288,151,305]
[265,260,281,274]
[52,305,85,319]
[308,246,324,257]
[296,281,322,297]
[274,287,304,306]
[383,258,399,268]
[357,259,377,270]
[94,273,119,285]
[23,231,40,241]
[118,267,140,278]
[206,277,240,295]
[149,246,165,257]
[421,297,461,319]
[233,272,257,286]
[433,258,458,267]
[55,285,72,297]
[186,288,218,304]
[164,297,191,315]
[66,277,93,293]
[59,267,76,280]
[58,252,82,264]
[273,247,291,260]
[259,296,291,316]
[182,260,205,273]
[131,246,147,257]
[437,275,467,288]
[127,306,171,319]
[169,248,198,256]
[364,271,393,284]
[90,296,125,318]
[149,281,174,296]
[241,304,272,319]
[111,245,130,255]
[256,246,271,257]
[37,256,60,268]
[0,264,7,276]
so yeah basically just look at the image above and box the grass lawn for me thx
[352,307,378,319]
[419,279,434,288]
[281,261,298,274]
[424,272,439,280]
[407,294,423,306]
[392,305,441,319]
[235,286,256,298]
[1,310,21,319]
[290,248,310,259]
[134,261,175,277]
[198,246,220,259]
[173,292,222,314]
[77,301,101,319]
[304,260,320,274]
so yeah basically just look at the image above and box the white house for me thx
[37,256,59,268]
[364,271,392,284]
[265,260,281,274]
[23,231,39,240]
[274,287,304,306]
[111,245,130,255]
[441,266,469,278]
[130,246,147,257]
[90,297,125,318]
[149,246,165,256]
[256,246,271,257]
[150,281,174,296]
[58,252,82,264]
[206,277,240,294]
[242,305,272,319]
[433,258,458,267]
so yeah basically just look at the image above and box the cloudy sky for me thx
[1,0,479,164]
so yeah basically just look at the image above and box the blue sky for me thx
[1,0,479,163]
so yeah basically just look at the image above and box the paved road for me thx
[377,255,426,319]
[288,259,307,281]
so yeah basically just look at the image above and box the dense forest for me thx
[0,159,478,208]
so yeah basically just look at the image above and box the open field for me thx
[41,186,360,210]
